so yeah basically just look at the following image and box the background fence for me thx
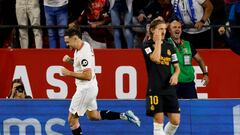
[1,24,240,49]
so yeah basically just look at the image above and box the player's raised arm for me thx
[63,55,74,65]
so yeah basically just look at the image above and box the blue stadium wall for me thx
[0,99,240,135]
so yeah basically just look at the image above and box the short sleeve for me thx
[142,40,154,57]
[82,46,93,70]
[76,42,94,71]
[169,43,178,63]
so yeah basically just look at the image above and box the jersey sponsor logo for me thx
[81,59,88,67]
[145,47,152,54]
[167,49,171,56]
[159,56,171,66]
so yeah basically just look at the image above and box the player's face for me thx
[64,36,75,50]
[153,23,167,39]
[169,21,182,40]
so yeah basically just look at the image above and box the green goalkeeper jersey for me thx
[168,38,195,83]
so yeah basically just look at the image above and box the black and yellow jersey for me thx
[142,39,178,95]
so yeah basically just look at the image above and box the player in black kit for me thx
[142,18,180,135]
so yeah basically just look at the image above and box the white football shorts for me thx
[69,83,98,116]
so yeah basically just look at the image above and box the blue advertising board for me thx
[0,99,240,135]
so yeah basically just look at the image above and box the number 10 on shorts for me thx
[149,96,159,105]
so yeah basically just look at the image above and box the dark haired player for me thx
[61,28,141,135]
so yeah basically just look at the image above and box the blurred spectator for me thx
[7,78,32,99]
[225,0,238,17]
[137,0,176,47]
[137,0,176,44]
[137,0,176,24]
[44,0,68,48]
[228,1,240,25]
[15,0,43,48]
[219,1,240,55]
[172,0,213,48]
[68,0,87,23]
[132,0,150,19]
[0,0,17,48]
[132,0,150,48]
[109,0,134,48]
[69,0,114,48]
[210,0,227,48]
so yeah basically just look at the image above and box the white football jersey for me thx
[73,41,97,87]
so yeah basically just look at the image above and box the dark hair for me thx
[64,28,82,38]
[168,19,182,29]
[8,78,26,98]
[12,78,24,88]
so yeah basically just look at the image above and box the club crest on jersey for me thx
[81,59,88,67]
[167,49,171,56]
[150,105,155,111]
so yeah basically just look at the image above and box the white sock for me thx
[154,122,165,135]
[164,122,179,135]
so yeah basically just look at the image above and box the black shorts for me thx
[176,81,198,99]
[146,93,180,117]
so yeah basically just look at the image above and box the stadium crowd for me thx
[0,0,239,51]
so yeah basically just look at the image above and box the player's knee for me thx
[87,115,99,120]
[154,117,164,124]
[154,113,164,124]
[170,117,180,125]
[86,111,101,121]
[171,121,180,127]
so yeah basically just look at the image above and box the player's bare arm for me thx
[61,68,92,81]
[193,53,209,86]
[63,55,74,65]
[169,63,180,85]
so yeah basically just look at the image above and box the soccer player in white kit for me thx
[61,28,141,135]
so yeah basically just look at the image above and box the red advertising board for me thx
[0,49,239,99]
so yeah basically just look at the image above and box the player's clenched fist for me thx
[63,55,71,62]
